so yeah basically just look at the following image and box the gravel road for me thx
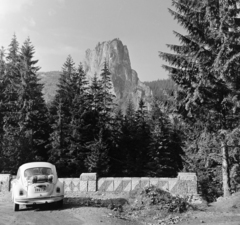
[0,192,140,225]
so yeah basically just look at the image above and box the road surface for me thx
[0,192,140,225]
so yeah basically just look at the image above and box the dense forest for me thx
[0,35,184,180]
[1,0,240,202]
[144,79,176,101]
[39,72,176,104]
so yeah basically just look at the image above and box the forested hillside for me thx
[38,72,176,104]
[38,71,60,103]
[144,79,176,100]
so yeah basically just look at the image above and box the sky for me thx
[0,0,184,81]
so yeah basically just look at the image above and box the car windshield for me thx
[24,167,53,177]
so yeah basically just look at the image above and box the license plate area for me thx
[35,185,46,193]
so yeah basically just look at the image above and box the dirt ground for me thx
[177,192,240,225]
[66,191,240,225]
[2,190,240,225]
[0,191,140,225]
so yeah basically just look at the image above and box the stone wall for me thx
[59,173,97,192]
[60,172,197,196]
[2,172,198,197]
[0,174,11,192]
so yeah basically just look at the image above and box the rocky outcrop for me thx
[83,38,152,112]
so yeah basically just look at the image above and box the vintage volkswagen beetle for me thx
[11,162,64,211]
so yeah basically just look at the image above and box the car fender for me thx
[54,180,64,195]
[12,180,26,200]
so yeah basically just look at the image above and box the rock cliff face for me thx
[83,38,152,112]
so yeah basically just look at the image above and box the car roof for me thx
[19,162,55,171]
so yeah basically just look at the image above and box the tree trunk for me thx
[221,140,231,197]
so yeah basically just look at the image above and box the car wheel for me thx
[14,203,19,212]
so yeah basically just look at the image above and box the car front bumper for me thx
[14,195,64,205]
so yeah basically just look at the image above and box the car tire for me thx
[14,203,19,212]
[57,199,63,208]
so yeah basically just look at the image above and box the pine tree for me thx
[108,108,125,176]
[49,100,68,176]
[18,37,49,161]
[0,47,6,172]
[148,106,184,177]
[67,63,90,175]
[126,98,135,115]
[48,55,77,176]
[85,130,109,176]
[119,99,136,176]
[0,47,5,78]
[2,35,22,172]
[99,60,115,121]
[49,57,92,176]
[160,0,240,196]
[81,73,101,143]
[1,37,49,172]
[118,99,151,176]
[133,99,151,176]
[85,61,115,175]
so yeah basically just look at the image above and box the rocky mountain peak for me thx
[83,38,152,112]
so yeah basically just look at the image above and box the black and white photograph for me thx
[1,0,240,224]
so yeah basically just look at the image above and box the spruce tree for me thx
[85,61,115,175]
[133,99,151,176]
[2,35,22,172]
[85,73,102,141]
[108,108,125,176]
[148,105,184,177]
[118,99,152,177]
[48,55,77,176]
[67,63,90,175]
[119,99,136,176]
[49,100,68,176]
[18,38,49,161]
[49,57,91,176]
[160,0,240,196]
[0,47,5,172]
[2,37,49,172]
[0,47,5,78]
[99,60,115,121]
[85,130,110,176]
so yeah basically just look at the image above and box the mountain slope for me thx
[39,39,156,110]
[144,79,176,101]
[83,38,152,112]
[38,71,61,104]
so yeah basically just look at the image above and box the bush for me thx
[198,168,222,203]
[129,185,190,213]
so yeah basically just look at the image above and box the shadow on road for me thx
[64,197,129,210]
[18,197,129,212]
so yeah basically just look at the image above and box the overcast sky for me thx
[0,0,184,81]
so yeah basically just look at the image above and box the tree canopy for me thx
[160,0,240,197]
